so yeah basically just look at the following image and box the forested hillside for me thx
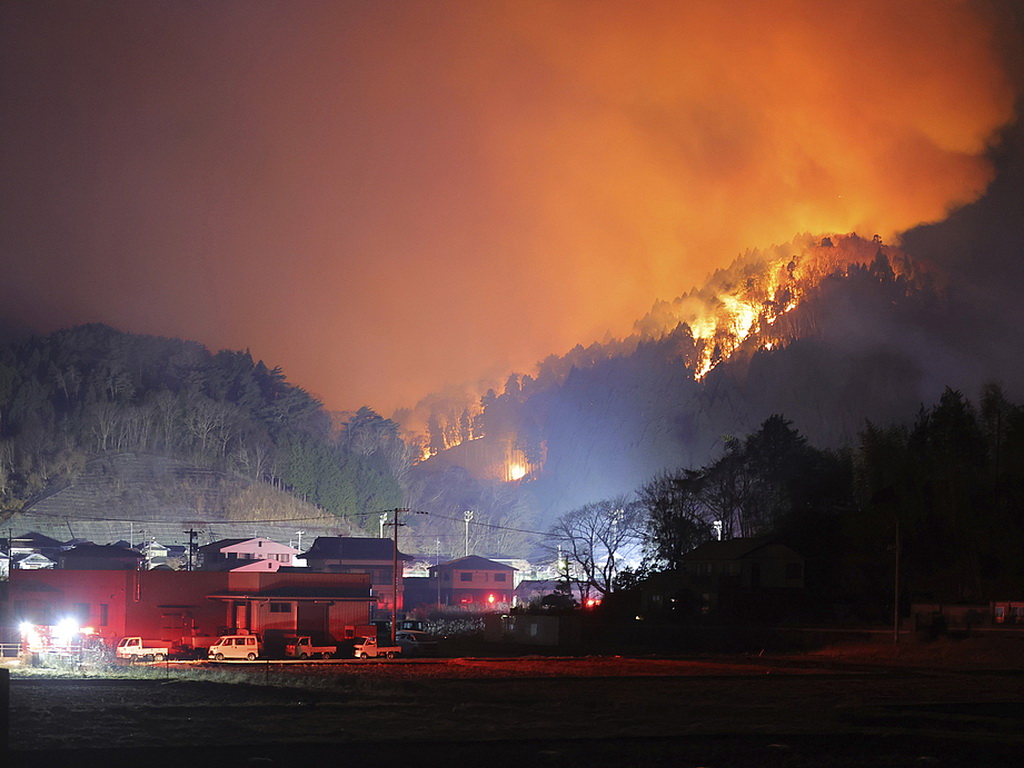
[411,233,1022,523]
[0,324,406,527]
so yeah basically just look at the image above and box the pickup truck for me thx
[285,636,336,660]
[353,636,402,659]
[116,636,171,662]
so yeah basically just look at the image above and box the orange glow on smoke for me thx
[2,2,1014,415]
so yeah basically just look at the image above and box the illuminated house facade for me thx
[429,555,516,607]
[197,537,302,571]
[3,568,373,649]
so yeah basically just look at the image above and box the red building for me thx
[4,568,373,651]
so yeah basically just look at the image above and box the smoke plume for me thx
[0,1,1018,412]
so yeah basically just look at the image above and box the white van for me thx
[207,634,262,661]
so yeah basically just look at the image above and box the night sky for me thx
[2,1,1021,414]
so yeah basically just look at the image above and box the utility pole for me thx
[184,528,201,572]
[893,518,901,645]
[435,538,441,607]
[463,510,474,556]
[382,508,427,646]
[392,509,404,645]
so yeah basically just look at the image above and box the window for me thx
[74,603,90,622]
[99,603,109,627]
[493,573,507,582]
[269,602,291,613]
[459,572,473,582]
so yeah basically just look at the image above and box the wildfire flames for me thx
[410,231,926,479]
[635,232,924,379]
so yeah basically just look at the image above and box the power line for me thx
[423,510,566,539]
[9,511,351,524]
[13,507,565,539]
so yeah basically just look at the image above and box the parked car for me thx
[284,636,336,660]
[397,619,428,633]
[115,636,171,662]
[353,636,402,659]
[207,634,263,661]
[395,630,439,657]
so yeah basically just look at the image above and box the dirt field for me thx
[6,636,1024,768]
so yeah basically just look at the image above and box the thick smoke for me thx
[0,1,1018,413]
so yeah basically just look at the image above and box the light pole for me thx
[463,510,474,556]
[435,538,441,607]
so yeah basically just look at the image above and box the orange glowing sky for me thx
[1,1,1019,413]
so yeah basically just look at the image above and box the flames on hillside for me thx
[635,232,925,379]
[406,232,926,480]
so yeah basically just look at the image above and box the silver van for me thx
[207,634,262,661]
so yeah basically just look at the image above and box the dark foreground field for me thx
[7,636,1024,768]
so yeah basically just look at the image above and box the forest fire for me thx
[506,462,527,481]
[636,233,923,379]
[409,231,926,478]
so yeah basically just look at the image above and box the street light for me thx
[463,510,474,556]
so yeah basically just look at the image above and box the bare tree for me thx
[547,496,647,599]
[89,401,119,451]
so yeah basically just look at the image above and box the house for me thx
[429,555,516,608]
[678,537,806,620]
[197,537,301,571]
[59,543,144,570]
[8,531,62,563]
[637,569,699,618]
[138,540,174,570]
[3,568,374,650]
[12,552,56,570]
[302,537,414,617]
